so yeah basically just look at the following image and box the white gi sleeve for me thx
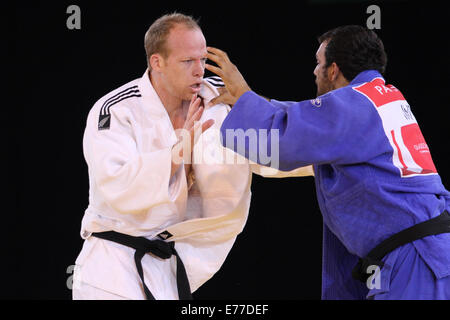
[250,161,314,178]
[83,105,179,214]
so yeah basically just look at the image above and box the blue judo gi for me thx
[220,70,450,299]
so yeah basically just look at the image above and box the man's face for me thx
[313,41,333,97]
[159,25,207,101]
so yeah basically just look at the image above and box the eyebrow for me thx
[182,56,207,60]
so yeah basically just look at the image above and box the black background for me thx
[6,0,450,300]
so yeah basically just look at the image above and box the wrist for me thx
[236,87,251,101]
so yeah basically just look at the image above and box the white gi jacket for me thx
[73,70,313,299]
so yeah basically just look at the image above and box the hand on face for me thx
[171,94,215,178]
[172,94,215,157]
[183,94,215,146]
[205,47,251,107]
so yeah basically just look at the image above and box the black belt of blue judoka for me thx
[91,231,192,300]
[352,210,450,283]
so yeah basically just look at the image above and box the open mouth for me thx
[190,83,202,92]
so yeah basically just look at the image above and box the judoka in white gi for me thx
[72,13,313,300]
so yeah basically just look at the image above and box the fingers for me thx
[206,47,231,75]
[192,105,204,122]
[208,88,228,106]
[205,63,223,77]
[207,92,238,108]
[207,47,230,62]
[185,105,204,130]
[207,96,221,108]
[202,119,215,132]
[190,118,214,134]
[186,95,201,122]
[190,118,215,146]
[217,87,227,95]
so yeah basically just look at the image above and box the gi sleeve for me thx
[220,91,379,171]
[250,162,314,177]
[269,99,296,110]
[83,105,179,214]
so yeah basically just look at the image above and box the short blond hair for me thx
[144,13,201,70]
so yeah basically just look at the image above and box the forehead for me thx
[316,41,327,58]
[166,25,207,58]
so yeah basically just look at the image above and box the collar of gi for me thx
[350,70,383,86]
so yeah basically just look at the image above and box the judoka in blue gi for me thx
[205,25,450,300]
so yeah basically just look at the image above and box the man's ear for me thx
[150,53,164,72]
[328,62,340,82]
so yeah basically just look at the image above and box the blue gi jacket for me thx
[220,70,450,299]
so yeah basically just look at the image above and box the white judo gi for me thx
[72,70,313,300]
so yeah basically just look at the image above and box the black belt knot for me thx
[352,210,450,283]
[92,231,192,300]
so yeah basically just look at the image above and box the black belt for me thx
[91,231,192,300]
[352,210,450,283]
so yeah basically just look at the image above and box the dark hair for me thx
[318,25,387,81]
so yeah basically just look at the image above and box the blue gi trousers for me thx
[369,243,450,300]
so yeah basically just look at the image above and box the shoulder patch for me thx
[310,98,322,107]
[98,85,141,130]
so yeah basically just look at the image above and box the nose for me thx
[313,65,318,77]
[193,59,205,78]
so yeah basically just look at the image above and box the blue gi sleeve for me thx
[269,99,296,110]
[220,90,380,171]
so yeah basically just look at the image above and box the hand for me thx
[183,95,215,148]
[207,87,236,108]
[205,47,251,107]
[170,95,215,178]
